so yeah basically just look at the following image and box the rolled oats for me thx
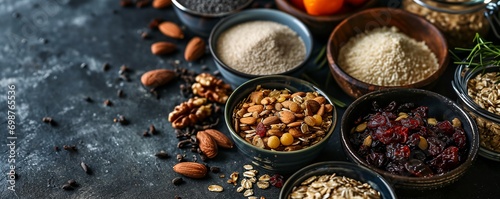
[288,173,381,199]
[467,71,500,152]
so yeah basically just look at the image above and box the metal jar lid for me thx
[413,0,500,37]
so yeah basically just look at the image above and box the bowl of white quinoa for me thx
[209,9,313,87]
[327,8,449,99]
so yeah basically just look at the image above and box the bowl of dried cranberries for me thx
[340,88,479,190]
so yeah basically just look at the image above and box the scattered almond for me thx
[151,41,176,55]
[159,21,184,39]
[141,69,176,88]
[184,37,206,61]
[203,129,234,149]
[152,0,171,9]
[173,162,208,179]
[197,131,218,158]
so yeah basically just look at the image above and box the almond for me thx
[279,110,295,124]
[141,69,176,87]
[203,129,234,149]
[262,116,280,126]
[159,21,184,39]
[196,131,218,158]
[173,162,208,179]
[184,37,206,61]
[151,41,176,55]
[152,0,171,9]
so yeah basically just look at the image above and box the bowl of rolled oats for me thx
[280,161,397,199]
[224,75,337,174]
[453,64,500,161]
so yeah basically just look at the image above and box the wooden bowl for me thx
[275,0,378,40]
[327,8,449,99]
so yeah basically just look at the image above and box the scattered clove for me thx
[155,150,169,159]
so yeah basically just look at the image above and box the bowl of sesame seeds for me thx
[209,9,313,87]
[327,7,449,99]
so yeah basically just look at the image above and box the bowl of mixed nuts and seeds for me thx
[280,161,397,199]
[341,88,479,190]
[224,75,337,174]
[453,64,500,161]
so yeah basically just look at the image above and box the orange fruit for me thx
[303,0,344,16]
[290,0,306,11]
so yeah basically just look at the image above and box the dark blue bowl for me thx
[280,161,397,199]
[172,0,253,37]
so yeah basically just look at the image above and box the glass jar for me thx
[452,64,500,161]
[402,0,493,48]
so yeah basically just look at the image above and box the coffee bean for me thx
[62,184,73,190]
[172,177,184,186]
[149,124,156,135]
[155,150,169,159]
[80,162,90,174]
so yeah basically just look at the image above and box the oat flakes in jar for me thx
[453,64,500,161]
[403,0,498,47]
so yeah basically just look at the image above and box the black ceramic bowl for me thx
[340,88,479,190]
[280,161,397,199]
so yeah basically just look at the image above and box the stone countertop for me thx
[1,0,500,198]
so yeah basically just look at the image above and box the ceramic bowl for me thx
[452,64,500,161]
[327,7,449,99]
[280,161,397,199]
[172,0,253,37]
[340,88,479,190]
[275,0,378,39]
[209,9,313,87]
[224,75,337,174]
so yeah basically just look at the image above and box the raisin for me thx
[367,113,387,128]
[366,152,386,168]
[405,159,433,177]
[385,143,410,161]
[437,120,455,135]
[453,128,467,149]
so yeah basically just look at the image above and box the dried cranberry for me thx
[453,128,467,149]
[400,117,421,129]
[406,133,420,147]
[367,113,387,128]
[374,126,408,144]
[429,146,460,174]
[437,121,455,135]
[255,122,266,137]
[427,137,445,156]
[385,143,410,161]
[269,174,284,188]
[405,159,433,177]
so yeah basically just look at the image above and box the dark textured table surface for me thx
[1,0,500,198]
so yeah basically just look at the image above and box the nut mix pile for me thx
[232,85,334,151]
[467,72,500,152]
[288,173,380,199]
[349,101,469,177]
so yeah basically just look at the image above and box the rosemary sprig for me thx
[451,33,500,72]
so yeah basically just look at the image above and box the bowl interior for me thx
[224,75,337,155]
[209,9,313,78]
[340,88,479,189]
[327,8,449,98]
[280,161,397,199]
